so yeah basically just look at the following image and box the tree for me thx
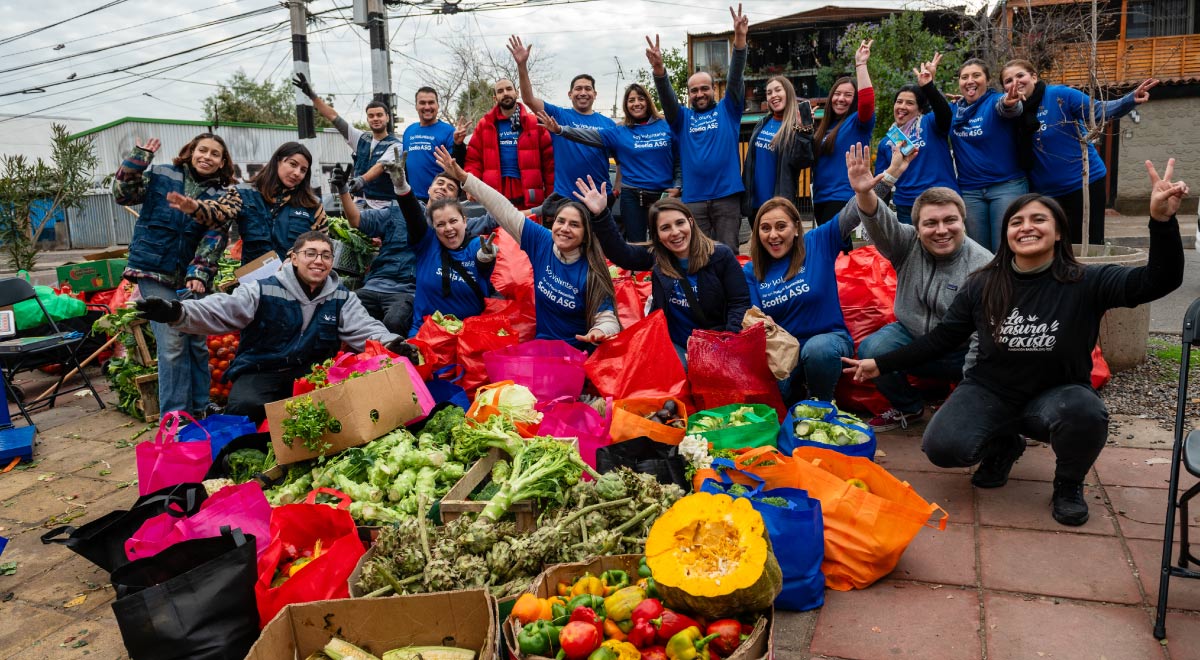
[635,45,688,110]
[203,70,293,125]
[415,35,551,128]
[0,124,97,271]
[818,11,965,143]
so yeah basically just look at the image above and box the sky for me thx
[0,0,965,135]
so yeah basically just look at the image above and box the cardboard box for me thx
[503,554,773,660]
[55,258,126,293]
[264,363,425,464]
[235,250,281,285]
[245,589,497,660]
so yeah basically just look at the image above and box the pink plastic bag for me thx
[537,397,612,470]
[484,339,588,402]
[135,411,213,496]
[124,482,272,562]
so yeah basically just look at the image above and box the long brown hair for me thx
[814,76,857,156]
[173,132,236,187]
[622,83,662,127]
[647,198,715,280]
[974,194,1083,342]
[765,76,803,154]
[750,197,805,281]
[555,201,617,330]
[251,142,320,210]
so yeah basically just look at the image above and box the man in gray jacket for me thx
[136,231,413,422]
[842,143,993,432]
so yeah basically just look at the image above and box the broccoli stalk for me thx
[450,415,522,462]
[477,438,586,522]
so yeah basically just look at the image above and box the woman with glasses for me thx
[113,132,236,417]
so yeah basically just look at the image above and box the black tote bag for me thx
[595,435,691,491]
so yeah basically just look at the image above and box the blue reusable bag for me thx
[778,400,877,460]
[700,458,826,611]
[179,414,258,460]
[425,364,470,411]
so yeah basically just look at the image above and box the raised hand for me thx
[347,176,366,195]
[1146,158,1189,222]
[1002,79,1024,107]
[292,72,316,99]
[536,110,562,135]
[454,117,468,144]
[846,143,885,195]
[1133,77,1159,104]
[478,232,497,260]
[730,4,749,48]
[382,146,408,182]
[507,36,532,66]
[166,191,199,214]
[645,35,665,74]
[913,52,941,86]
[434,145,468,183]
[887,139,919,175]
[855,39,873,67]
[328,163,350,195]
[841,356,880,382]
[572,175,608,216]
[136,137,161,153]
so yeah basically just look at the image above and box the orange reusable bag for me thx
[692,445,803,492]
[609,397,690,446]
[788,446,947,590]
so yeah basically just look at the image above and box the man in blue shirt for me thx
[645,5,749,250]
[403,87,469,202]
[508,35,617,218]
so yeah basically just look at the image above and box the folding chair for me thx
[0,278,105,427]
[1153,296,1200,639]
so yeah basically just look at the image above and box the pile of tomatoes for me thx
[206,332,239,404]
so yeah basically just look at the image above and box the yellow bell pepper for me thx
[602,585,646,622]
[571,573,607,597]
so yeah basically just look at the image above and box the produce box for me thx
[246,589,496,659]
[55,258,126,293]
[264,362,425,464]
[503,554,773,660]
[439,446,546,532]
[235,250,281,285]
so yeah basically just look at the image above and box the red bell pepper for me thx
[705,619,748,658]
[640,646,668,660]
[559,620,603,660]
[571,606,606,641]
[653,610,703,644]
[628,617,658,649]
[630,598,664,623]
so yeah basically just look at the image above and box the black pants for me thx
[226,368,307,424]
[922,381,1109,483]
[813,199,848,226]
[356,289,414,336]
[1053,183,1107,246]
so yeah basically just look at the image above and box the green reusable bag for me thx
[13,271,86,330]
[687,403,779,451]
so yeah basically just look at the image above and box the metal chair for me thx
[0,278,105,427]
[1153,296,1200,639]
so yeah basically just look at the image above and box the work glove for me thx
[477,232,497,263]
[292,72,317,99]
[347,176,367,195]
[328,163,350,195]
[135,297,183,324]
[382,146,410,196]
[384,337,421,364]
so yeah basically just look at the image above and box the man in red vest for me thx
[464,78,554,211]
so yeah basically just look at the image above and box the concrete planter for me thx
[1074,244,1149,372]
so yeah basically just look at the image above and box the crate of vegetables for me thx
[503,554,772,660]
[778,400,876,460]
[246,589,496,660]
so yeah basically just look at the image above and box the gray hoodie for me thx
[172,264,399,349]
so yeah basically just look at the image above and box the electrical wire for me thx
[0,0,133,48]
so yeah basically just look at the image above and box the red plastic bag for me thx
[687,323,785,419]
[538,397,612,470]
[1091,344,1110,390]
[483,297,536,343]
[135,411,212,496]
[835,246,898,345]
[255,488,365,627]
[585,311,688,400]
[613,271,653,329]
[414,315,461,373]
[490,229,535,306]
[458,314,519,395]
[833,377,894,417]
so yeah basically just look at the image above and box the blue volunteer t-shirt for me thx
[743,219,847,342]
[666,97,744,203]
[403,121,456,200]
[1029,85,1131,197]
[498,123,521,179]
[951,89,1023,190]
[600,121,675,191]
[812,111,875,204]
[752,118,781,208]
[663,257,701,348]
[519,218,611,346]
[875,114,959,208]
[544,103,616,197]
[408,231,487,337]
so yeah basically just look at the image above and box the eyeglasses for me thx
[299,249,334,262]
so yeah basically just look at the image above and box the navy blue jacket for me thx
[126,164,223,279]
[236,184,321,264]
[354,132,402,202]
[226,274,348,380]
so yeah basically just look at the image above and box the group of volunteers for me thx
[120,3,1189,528]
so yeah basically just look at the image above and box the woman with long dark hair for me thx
[434,146,618,348]
[536,82,679,242]
[741,75,814,224]
[573,177,750,367]
[843,160,1187,526]
[168,141,328,263]
[811,39,874,224]
[114,132,236,416]
[1001,58,1157,245]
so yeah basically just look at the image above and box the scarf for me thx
[1015,80,1047,172]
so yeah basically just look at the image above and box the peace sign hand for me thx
[1133,77,1159,104]
[1146,158,1189,222]
[730,4,749,47]
[645,34,665,74]
[855,39,873,67]
[454,117,468,145]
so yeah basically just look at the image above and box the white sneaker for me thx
[868,408,924,432]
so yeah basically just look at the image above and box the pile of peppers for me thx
[512,560,757,659]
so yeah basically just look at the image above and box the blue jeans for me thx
[778,330,854,403]
[858,322,966,414]
[961,177,1028,252]
[895,205,913,225]
[619,188,653,243]
[137,279,210,415]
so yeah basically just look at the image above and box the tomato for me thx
[218,360,229,370]
[209,387,220,397]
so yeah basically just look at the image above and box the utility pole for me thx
[366,0,396,132]
[288,0,315,140]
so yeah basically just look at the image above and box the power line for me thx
[0,0,133,48]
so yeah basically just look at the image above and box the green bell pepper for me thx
[517,619,559,656]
